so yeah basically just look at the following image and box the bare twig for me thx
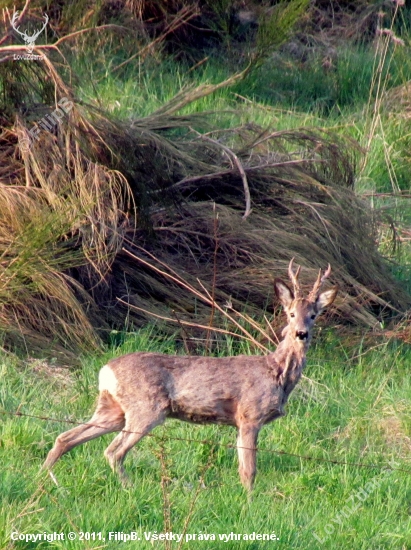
[157,439,173,550]
[172,309,192,354]
[53,24,128,47]
[187,56,209,73]
[362,192,411,198]
[197,280,267,351]
[205,203,219,352]
[121,247,269,351]
[192,130,252,219]
[116,297,266,349]
[164,158,321,192]
[117,248,270,353]
[177,447,216,550]
[264,314,280,345]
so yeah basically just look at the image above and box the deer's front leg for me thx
[237,423,259,491]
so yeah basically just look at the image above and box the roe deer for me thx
[43,260,337,490]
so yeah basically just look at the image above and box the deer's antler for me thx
[308,264,331,302]
[11,12,26,38]
[30,14,48,41]
[288,258,301,298]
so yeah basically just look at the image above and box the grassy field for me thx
[1,329,411,549]
[3,4,411,549]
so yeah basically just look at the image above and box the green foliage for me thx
[202,0,234,46]
[235,42,411,115]
[256,0,310,60]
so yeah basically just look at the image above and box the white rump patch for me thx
[99,365,118,394]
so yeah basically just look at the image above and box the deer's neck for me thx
[275,332,309,367]
[272,331,310,393]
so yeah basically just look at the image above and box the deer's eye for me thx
[311,314,316,319]
[290,313,295,318]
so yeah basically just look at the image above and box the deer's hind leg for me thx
[43,390,125,470]
[104,404,167,485]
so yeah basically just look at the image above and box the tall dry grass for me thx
[0,22,409,357]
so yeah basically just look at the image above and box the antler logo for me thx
[11,12,48,54]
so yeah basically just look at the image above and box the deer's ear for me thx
[274,279,294,309]
[316,286,338,312]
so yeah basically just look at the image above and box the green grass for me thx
[1,329,411,549]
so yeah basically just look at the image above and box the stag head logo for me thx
[11,12,48,54]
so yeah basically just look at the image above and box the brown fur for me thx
[43,261,337,490]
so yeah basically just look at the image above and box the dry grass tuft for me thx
[378,415,411,455]
[0,45,409,358]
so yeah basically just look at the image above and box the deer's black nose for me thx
[296,331,308,340]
